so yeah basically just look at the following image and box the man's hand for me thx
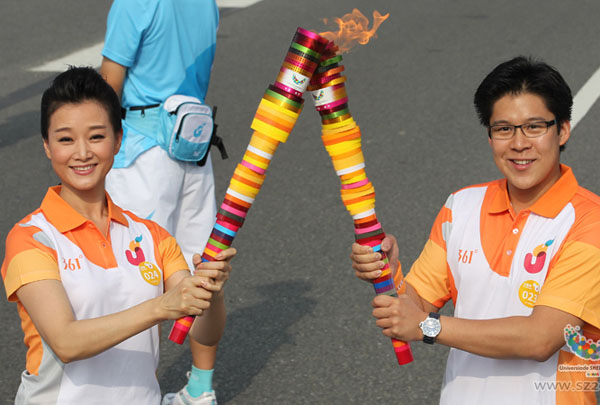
[351,234,400,281]
[372,294,427,342]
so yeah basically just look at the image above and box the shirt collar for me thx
[40,186,129,233]
[488,164,578,218]
[489,178,511,214]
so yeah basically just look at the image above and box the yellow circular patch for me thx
[518,280,540,308]
[139,262,161,286]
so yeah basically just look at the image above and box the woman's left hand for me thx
[192,247,236,295]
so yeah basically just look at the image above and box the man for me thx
[100,0,222,404]
[352,56,600,404]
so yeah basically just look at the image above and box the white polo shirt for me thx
[2,186,188,404]
[403,165,600,404]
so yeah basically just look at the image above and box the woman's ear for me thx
[43,139,52,160]
[114,129,123,155]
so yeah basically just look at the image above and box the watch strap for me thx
[423,334,435,344]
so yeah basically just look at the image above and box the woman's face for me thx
[43,100,121,198]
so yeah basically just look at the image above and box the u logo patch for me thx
[125,235,161,286]
[524,239,554,274]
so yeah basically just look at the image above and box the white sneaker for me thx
[161,388,217,405]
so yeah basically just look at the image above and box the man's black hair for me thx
[41,66,122,140]
[474,56,572,151]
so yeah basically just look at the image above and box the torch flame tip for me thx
[318,9,389,54]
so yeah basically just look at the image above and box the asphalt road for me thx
[2,1,600,404]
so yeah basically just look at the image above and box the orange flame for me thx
[319,9,390,54]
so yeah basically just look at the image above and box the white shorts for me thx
[106,146,217,271]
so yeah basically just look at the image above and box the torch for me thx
[308,42,414,365]
[169,28,330,343]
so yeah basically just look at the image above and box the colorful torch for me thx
[169,28,329,344]
[308,42,414,365]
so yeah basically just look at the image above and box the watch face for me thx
[422,318,441,337]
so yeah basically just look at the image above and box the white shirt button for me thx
[507,250,512,256]
[512,228,519,234]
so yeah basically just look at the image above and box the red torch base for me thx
[168,318,193,344]
[394,343,414,365]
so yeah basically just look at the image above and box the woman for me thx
[1,67,235,404]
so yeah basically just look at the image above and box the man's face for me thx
[488,92,570,206]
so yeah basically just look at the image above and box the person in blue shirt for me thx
[100,0,222,403]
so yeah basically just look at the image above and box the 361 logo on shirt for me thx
[62,256,83,271]
[458,249,478,264]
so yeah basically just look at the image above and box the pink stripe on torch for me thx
[313,73,341,85]
[354,223,383,234]
[216,219,240,232]
[241,159,266,174]
[297,27,323,41]
[341,178,370,189]
[205,243,223,254]
[316,97,349,111]
[220,202,248,218]
[274,81,303,98]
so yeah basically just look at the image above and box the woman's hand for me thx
[192,247,236,298]
[158,273,214,320]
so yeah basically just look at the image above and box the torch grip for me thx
[169,316,195,344]
[369,250,414,365]
[168,251,218,344]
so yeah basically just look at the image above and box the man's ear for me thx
[558,120,571,147]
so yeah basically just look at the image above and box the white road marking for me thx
[572,65,600,129]
[29,42,104,72]
[216,0,263,7]
[28,0,264,72]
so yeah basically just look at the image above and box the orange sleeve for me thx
[536,203,600,328]
[159,235,189,281]
[405,240,452,308]
[1,223,59,302]
[142,221,189,281]
[536,240,600,328]
[405,197,453,308]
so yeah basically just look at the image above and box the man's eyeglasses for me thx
[488,119,557,140]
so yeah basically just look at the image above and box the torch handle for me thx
[168,252,219,344]
[169,316,195,344]
[369,249,414,365]
[167,26,329,345]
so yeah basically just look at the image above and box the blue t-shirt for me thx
[102,0,218,167]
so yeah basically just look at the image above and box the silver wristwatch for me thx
[419,312,441,344]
